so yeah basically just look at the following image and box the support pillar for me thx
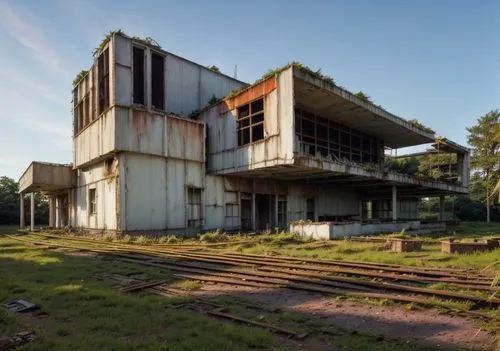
[439,195,445,222]
[20,193,25,229]
[49,197,55,227]
[55,197,60,228]
[30,192,35,231]
[392,185,397,223]
[251,193,256,232]
[274,194,279,230]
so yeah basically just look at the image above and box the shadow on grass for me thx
[0,238,490,351]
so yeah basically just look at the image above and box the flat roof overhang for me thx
[218,156,468,198]
[19,161,75,194]
[293,68,435,148]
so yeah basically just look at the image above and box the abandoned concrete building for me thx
[18,32,470,237]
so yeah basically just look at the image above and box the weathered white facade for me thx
[19,32,470,235]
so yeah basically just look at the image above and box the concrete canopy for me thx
[293,68,435,149]
[18,162,74,194]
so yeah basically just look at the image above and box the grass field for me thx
[0,223,499,350]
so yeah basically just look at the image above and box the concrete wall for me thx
[291,221,421,240]
[199,69,295,174]
[74,159,118,230]
[165,54,245,116]
[113,33,245,116]
[118,153,203,232]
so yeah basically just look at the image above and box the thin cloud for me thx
[0,1,68,75]
[0,67,68,106]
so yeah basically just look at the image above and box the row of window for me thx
[74,47,166,136]
[295,108,381,164]
[133,47,165,109]
[74,49,110,135]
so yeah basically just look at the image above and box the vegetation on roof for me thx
[207,65,220,73]
[93,29,123,56]
[132,36,162,50]
[72,70,89,87]
[355,91,372,103]
[408,119,435,134]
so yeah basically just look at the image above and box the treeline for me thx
[0,176,49,225]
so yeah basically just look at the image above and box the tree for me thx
[466,110,500,223]
[0,176,49,225]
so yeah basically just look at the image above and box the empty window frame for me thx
[98,48,110,114]
[89,188,97,215]
[295,108,380,164]
[151,52,165,109]
[225,203,239,228]
[133,47,145,105]
[187,188,202,228]
[237,98,264,146]
[306,198,315,221]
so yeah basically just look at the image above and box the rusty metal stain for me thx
[132,110,150,134]
[220,76,277,114]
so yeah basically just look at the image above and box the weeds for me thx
[199,230,228,243]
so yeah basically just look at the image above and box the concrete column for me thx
[274,194,279,229]
[48,197,55,227]
[19,193,25,229]
[439,195,445,221]
[251,193,256,232]
[55,197,60,228]
[30,192,35,231]
[392,185,397,222]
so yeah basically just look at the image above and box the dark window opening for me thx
[306,198,315,221]
[98,48,110,114]
[187,188,202,228]
[278,196,287,228]
[151,53,165,109]
[295,107,381,165]
[133,47,145,105]
[89,188,97,214]
[237,98,265,146]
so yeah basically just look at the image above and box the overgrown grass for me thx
[170,279,203,290]
[0,237,288,350]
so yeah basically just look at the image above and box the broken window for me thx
[225,203,239,228]
[295,107,381,164]
[187,188,202,228]
[151,52,165,109]
[133,47,145,105]
[306,198,315,221]
[98,48,110,114]
[237,98,265,146]
[89,188,96,215]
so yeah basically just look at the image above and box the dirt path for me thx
[187,283,495,350]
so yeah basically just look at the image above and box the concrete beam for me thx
[19,193,24,229]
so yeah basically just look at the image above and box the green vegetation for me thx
[207,65,220,73]
[0,236,289,351]
[199,230,228,243]
[467,109,500,223]
[93,29,123,56]
[408,119,435,134]
[170,279,203,290]
[355,91,372,102]
[0,177,48,225]
[72,69,89,87]
[131,36,161,50]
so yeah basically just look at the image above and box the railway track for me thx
[6,233,500,310]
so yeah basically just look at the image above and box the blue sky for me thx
[0,0,498,179]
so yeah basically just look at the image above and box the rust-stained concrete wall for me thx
[200,68,295,174]
[74,159,118,230]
